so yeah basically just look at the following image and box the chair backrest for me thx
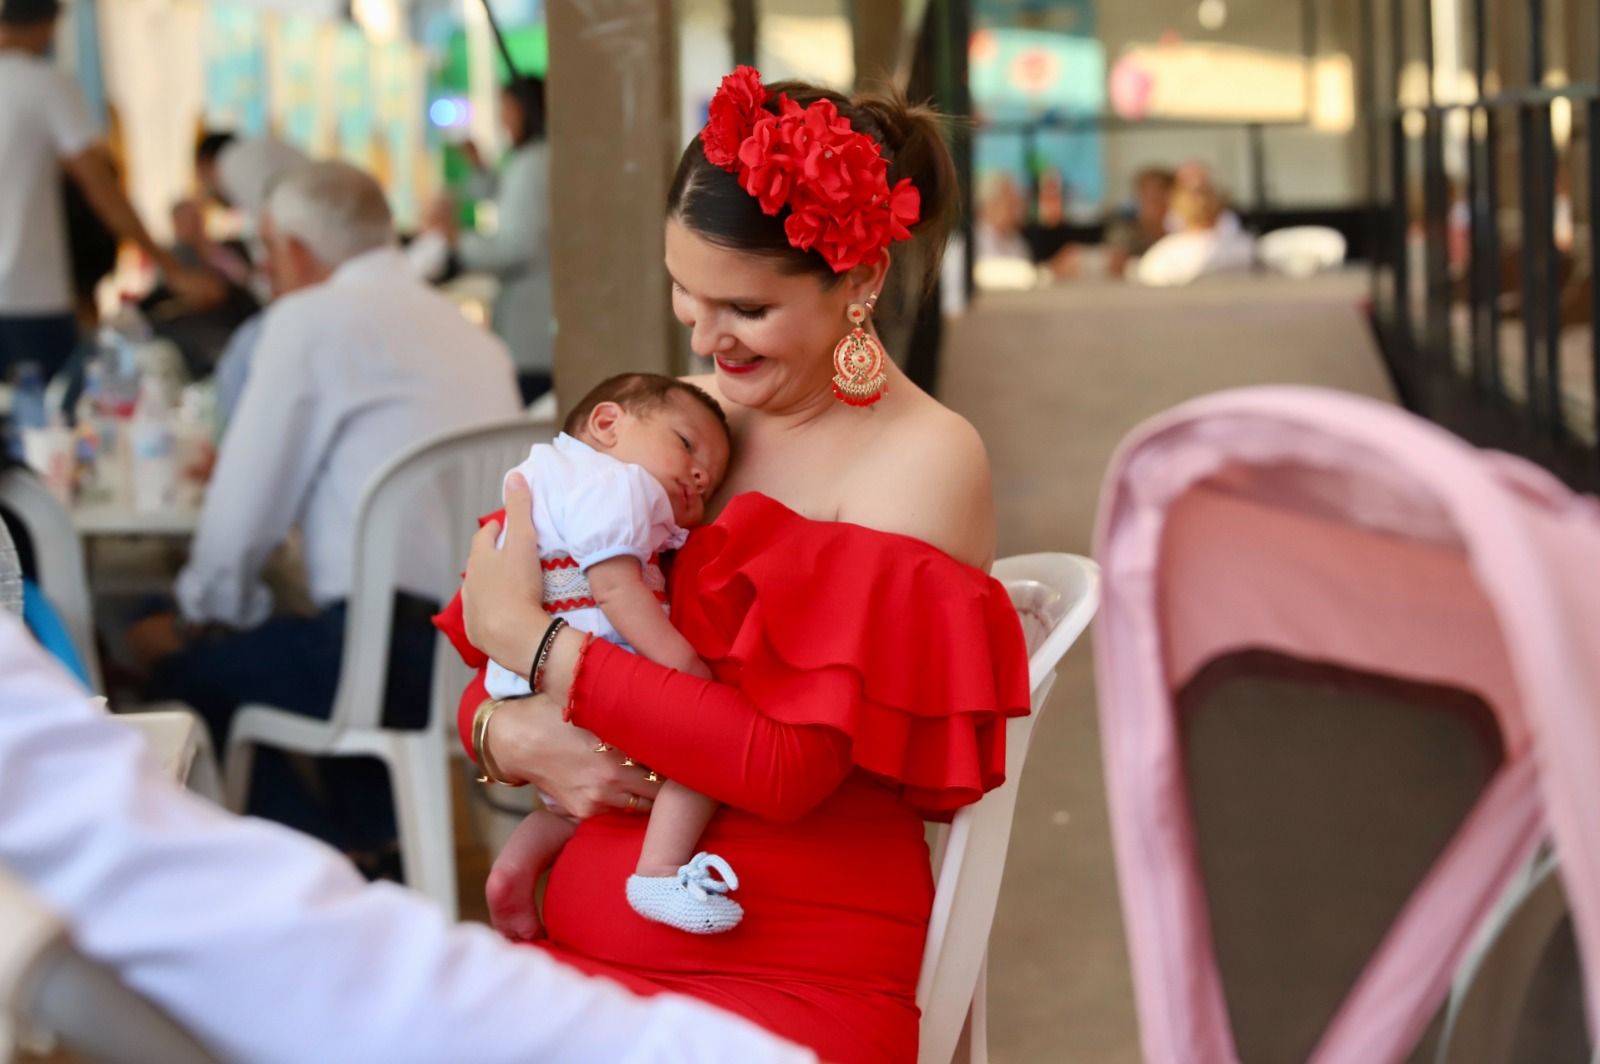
[327,416,556,734]
[0,469,100,691]
[916,553,1100,1064]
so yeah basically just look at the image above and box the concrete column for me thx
[546,0,682,411]
[852,0,905,91]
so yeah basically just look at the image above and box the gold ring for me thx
[593,741,612,753]
[644,770,660,783]
[626,794,641,812]
[621,756,636,767]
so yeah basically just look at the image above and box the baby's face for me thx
[607,393,731,528]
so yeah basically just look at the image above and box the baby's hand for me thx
[683,658,714,681]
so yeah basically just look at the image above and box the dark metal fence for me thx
[1368,0,1599,492]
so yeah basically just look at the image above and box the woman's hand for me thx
[486,695,663,819]
[462,473,551,674]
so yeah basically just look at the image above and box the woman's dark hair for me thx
[667,81,958,293]
[503,76,547,147]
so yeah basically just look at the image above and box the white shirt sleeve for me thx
[0,615,816,1064]
[45,71,100,158]
[175,302,327,627]
[561,459,688,571]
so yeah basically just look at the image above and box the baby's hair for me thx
[563,373,730,439]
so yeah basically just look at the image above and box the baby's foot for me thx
[487,812,574,942]
[626,852,744,935]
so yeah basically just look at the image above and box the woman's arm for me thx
[462,478,852,822]
[566,640,852,822]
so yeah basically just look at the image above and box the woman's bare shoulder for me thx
[843,403,996,569]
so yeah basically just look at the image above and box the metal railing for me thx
[1368,0,1599,491]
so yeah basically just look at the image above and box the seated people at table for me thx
[0,0,217,384]
[0,614,815,1064]
[133,162,521,859]
[1135,176,1256,287]
[1107,166,1173,278]
[973,171,1079,289]
[141,198,261,379]
[451,69,1031,1063]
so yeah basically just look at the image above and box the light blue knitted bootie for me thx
[626,852,743,935]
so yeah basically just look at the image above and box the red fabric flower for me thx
[700,67,924,273]
[702,66,768,170]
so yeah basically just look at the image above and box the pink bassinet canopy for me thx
[1092,386,1600,1063]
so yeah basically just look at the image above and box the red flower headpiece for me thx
[700,66,921,273]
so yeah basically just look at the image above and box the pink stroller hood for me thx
[1092,386,1600,1063]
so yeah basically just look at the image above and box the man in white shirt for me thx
[135,162,522,856]
[0,0,215,382]
[0,612,816,1064]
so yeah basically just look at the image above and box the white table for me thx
[71,504,201,538]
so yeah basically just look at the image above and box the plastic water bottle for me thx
[96,298,149,418]
[11,362,47,430]
[7,361,48,464]
[129,375,177,512]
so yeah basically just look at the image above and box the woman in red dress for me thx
[455,70,1030,1064]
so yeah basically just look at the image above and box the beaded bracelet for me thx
[529,617,569,695]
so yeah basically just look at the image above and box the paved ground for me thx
[938,272,1395,1063]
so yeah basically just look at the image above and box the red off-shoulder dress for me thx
[446,493,1030,1063]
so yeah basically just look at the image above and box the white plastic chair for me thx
[916,553,1101,1064]
[0,468,101,691]
[0,870,218,1064]
[223,416,554,918]
[118,707,222,803]
[1,714,217,1064]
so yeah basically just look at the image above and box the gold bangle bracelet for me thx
[472,699,527,787]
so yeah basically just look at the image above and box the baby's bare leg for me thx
[486,809,577,942]
[636,781,719,877]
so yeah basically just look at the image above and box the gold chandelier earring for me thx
[831,292,888,407]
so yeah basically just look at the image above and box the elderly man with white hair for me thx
[133,162,521,860]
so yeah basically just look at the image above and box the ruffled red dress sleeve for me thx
[571,493,1031,821]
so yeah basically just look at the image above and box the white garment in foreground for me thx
[0,615,815,1064]
[484,433,687,698]
[0,52,101,314]
[176,246,522,627]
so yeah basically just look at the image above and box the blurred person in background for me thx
[1107,166,1173,278]
[973,170,1080,288]
[168,198,251,288]
[130,162,521,868]
[196,131,316,428]
[1135,174,1256,287]
[424,76,553,403]
[0,0,218,383]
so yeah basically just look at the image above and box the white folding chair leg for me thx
[384,730,458,918]
[968,953,989,1064]
[222,738,255,814]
